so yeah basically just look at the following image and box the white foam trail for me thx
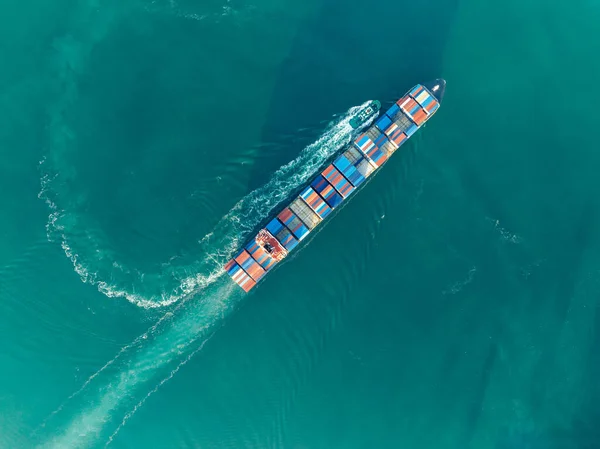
[40,105,373,448]
[40,306,178,427]
[145,0,241,22]
[41,282,236,449]
[105,334,214,447]
[40,102,369,309]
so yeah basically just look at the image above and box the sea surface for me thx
[1,0,600,447]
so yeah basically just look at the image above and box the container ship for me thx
[224,80,446,292]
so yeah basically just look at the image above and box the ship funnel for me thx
[423,79,446,104]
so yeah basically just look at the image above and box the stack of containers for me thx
[333,152,366,187]
[365,127,400,157]
[300,186,333,219]
[245,238,277,270]
[398,96,428,126]
[235,250,266,282]
[224,259,257,292]
[410,85,440,115]
[224,84,441,292]
[353,134,388,167]
[289,198,322,229]
[278,208,310,240]
[275,226,299,251]
[266,217,299,251]
[321,164,355,198]
[310,176,344,209]
[391,112,418,137]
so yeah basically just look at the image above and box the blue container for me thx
[266,218,284,236]
[421,95,434,109]
[290,221,310,240]
[369,149,387,166]
[245,240,273,268]
[406,123,419,137]
[345,167,366,187]
[324,190,344,208]
[310,175,330,193]
[410,84,423,97]
[386,103,400,117]
[226,260,241,276]
[409,103,421,115]
[228,262,243,278]
[333,154,352,173]
[375,115,393,133]
[373,132,388,148]
[276,227,299,251]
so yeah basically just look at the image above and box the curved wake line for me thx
[39,104,371,448]
[40,102,368,309]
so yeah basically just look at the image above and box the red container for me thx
[413,109,427,125]
[235,249,266,282]
[230,262,257,292]
[224,259,236,272]
[426,101,439,113]
[322,164,355,198]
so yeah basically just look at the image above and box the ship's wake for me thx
[40,102,364,308]
[39,104,370,447]
[35,0,373,446]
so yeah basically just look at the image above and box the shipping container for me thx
[353,135,379,169]
[412,108,427,125]
[366,126,386,147]
[386,103,400,118]
[289,197,321,229]
[379,139,398,156]
[426,101,439,114]
[397,95,411,111]
[278,208,310,241]
[405,122,419,137]
[225,79,446,292]
[321,164,355,198]
[393,111,414,133]
[275,226,299,251]
[300,186,333,219]
[388,129,408,147]
[228,261,257,292]
[343,145,363,165]
[421,94,435,107]
[354,134,377,154]
[355,158,376,178]
[333,154,366,187]
[403,98,421,117]
[410,84,424,97]
[414,89,431,107]
[245,239,277,271]
[234,249,266,282]
[310,176,344,209]
[266,217,284,237]
[365,127,398,155]
[224,259,236,273]
[369,148,388,167]
[355,134,388,167]
[375,115,393,133]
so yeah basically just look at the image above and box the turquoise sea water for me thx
[2,0,600,447]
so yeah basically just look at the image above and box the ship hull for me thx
[224,82,445,292]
